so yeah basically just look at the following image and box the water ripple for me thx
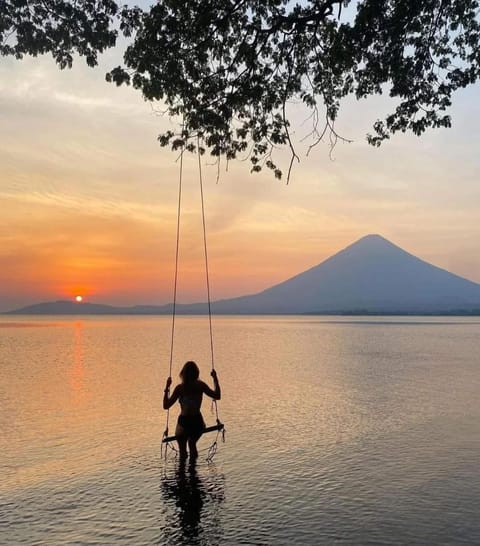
[1,316,480,544]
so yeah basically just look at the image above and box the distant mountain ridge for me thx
[4,300,174,315]
[5,235,480,315]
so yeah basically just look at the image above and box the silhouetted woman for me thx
[164,361,221,461]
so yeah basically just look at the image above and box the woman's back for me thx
[178,381,203,415]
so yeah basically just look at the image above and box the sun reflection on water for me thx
[70,321,86,404]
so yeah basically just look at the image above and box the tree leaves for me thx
[0,0,119,68]
[113,0,480,179]
[2,0,480,180]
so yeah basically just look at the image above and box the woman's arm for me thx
[202,370,221,400]
[163,378,180,410]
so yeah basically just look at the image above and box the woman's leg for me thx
[188,435,200,460]
[175,422,188,460]
[188,415,205,460]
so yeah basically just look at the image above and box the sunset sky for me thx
[1,45,479,312]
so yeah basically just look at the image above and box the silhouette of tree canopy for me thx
[2,1,480,179]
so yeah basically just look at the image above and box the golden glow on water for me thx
[70,321,86,404]
[0,318,163,491]
[1,316,480,545]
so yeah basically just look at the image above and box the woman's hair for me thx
[180,361,200,384]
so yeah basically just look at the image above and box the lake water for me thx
[1,315,479,545]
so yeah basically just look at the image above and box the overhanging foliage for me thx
[2,1,480,179]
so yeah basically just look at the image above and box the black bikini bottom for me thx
[177,413,206,438]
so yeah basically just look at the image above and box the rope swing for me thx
[162,139,225,461]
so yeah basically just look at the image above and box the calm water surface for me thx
[1,315,479,545]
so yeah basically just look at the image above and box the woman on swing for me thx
[163,361,221,461]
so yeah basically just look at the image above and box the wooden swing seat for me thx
[162,422,224,443]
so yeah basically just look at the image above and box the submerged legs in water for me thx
[188,435,201,460]
[176,435,188,461]
[176,416,204,461]
[175,434,201,461]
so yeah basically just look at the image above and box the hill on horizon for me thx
[208,234,480,314]
[5,234,480,315]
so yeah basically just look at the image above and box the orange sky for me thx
[1,54,479,312]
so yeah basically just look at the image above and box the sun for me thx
[75,295,83,303]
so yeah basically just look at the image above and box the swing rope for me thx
[162,145,184,451]
[162,137,225,461]
[198,138,225,461]
[198,137,220,425]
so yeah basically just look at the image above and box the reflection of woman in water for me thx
[163,361,221,461]
[160,461,225,544]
